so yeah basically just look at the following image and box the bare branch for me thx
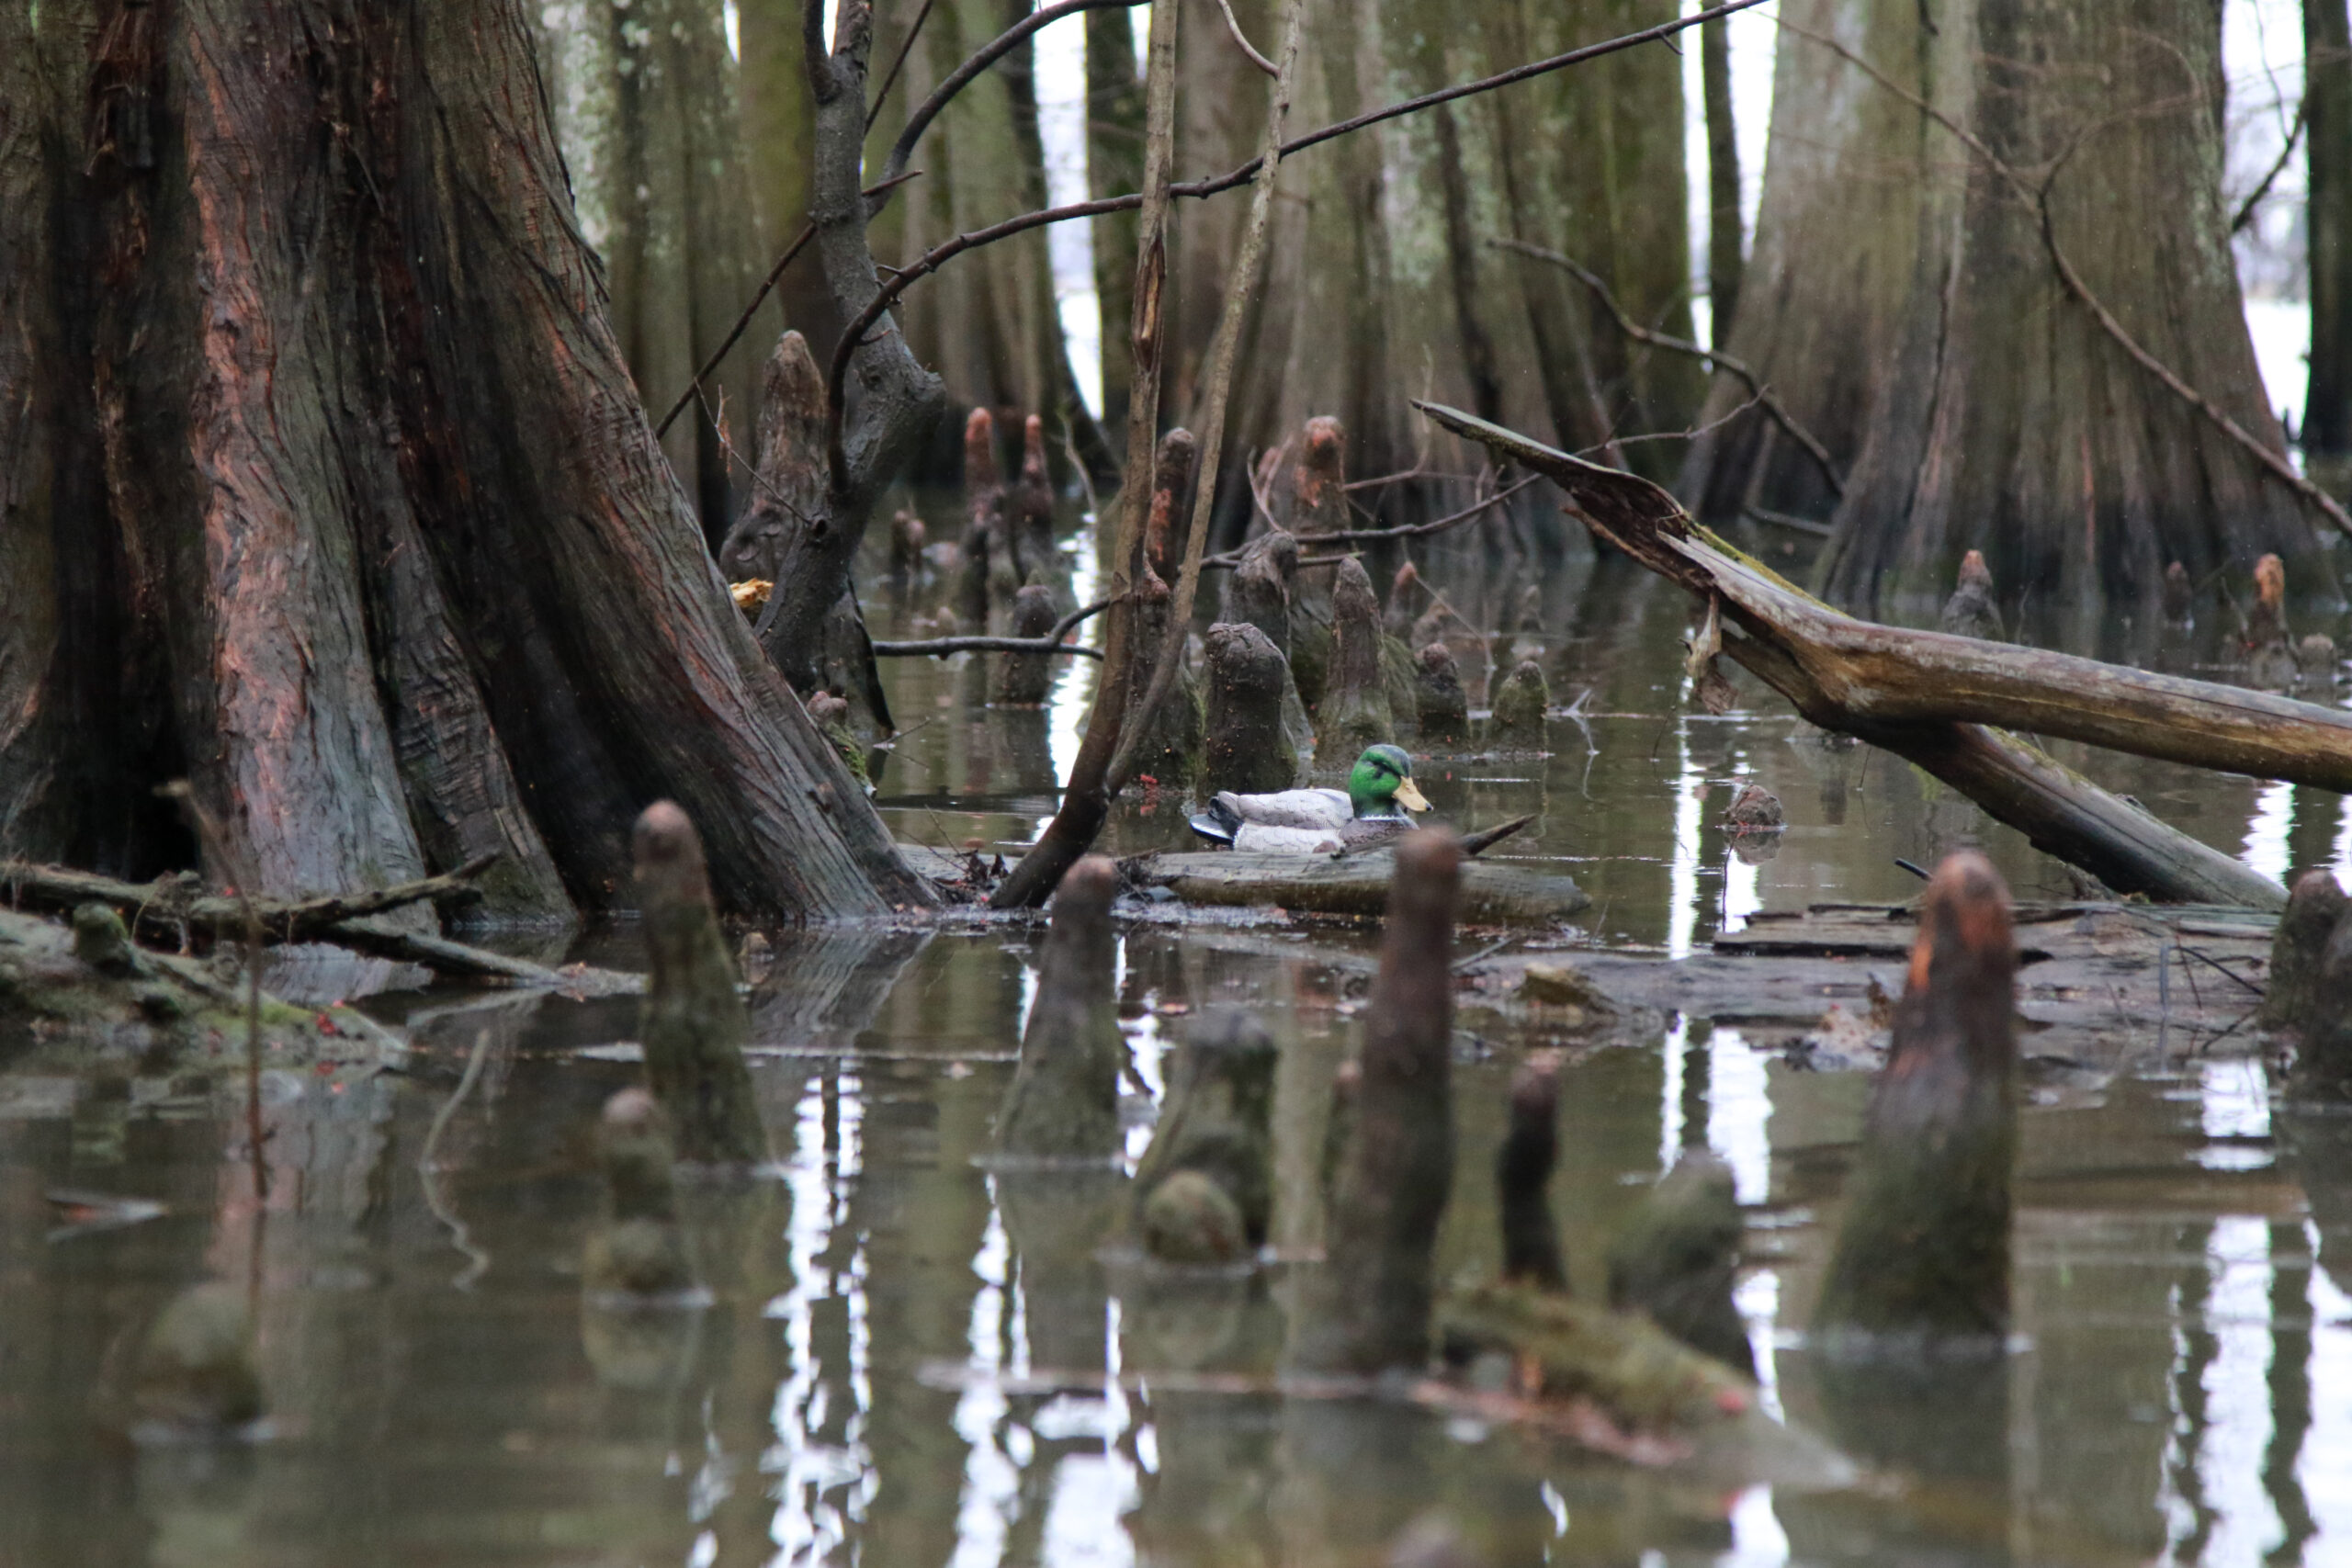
[1216,0,1279,77]
[879,0,1148,199]
[872,637,1103,660]
[2232,94,2308,234]
[865,0,940,130]
[653,167,922,440]
[1491,237,1845,499]
[1202,475,1546,570]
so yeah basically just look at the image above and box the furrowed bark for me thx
[1422,401,2290,908]
[0,0,929,925]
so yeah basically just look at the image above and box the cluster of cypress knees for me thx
[122,805,2018,1461]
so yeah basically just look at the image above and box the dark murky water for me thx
[6,511,2352,1566]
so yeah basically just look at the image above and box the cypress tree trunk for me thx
[1819,0,2322,626]
[1677,0,1924,528]
[1700,12,1744,344]
[0,0,929,924]
[2309,0,2352,475]
[1087,8,1147,444]
[545,0,764,551]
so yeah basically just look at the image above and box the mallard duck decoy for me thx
[1188,743,1430,852]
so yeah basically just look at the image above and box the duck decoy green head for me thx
[1350,744,1430,818]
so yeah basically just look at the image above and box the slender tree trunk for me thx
[1087,8,1147,445]
[546,0,764,551]
[1813,0,2324,627]
[739,0,841,355]
[2309,0,2352,470]
[0,0,928,923]
[1701,12,1744,344]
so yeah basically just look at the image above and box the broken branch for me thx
[0,855,502,945]
[1490,237,1843,499]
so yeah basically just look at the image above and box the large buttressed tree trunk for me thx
[1729,2,2324,626]
[542,0,764,551]
[1677,0,1927,528]
[0,0,927,924]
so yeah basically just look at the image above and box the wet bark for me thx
[1815,852,2018,1352]
[0,0,929,924]
[2310,0,2352,465]
[1292,829,1459,1374]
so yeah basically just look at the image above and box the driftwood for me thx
[1418,401,2293,909]
[0,855,640,994]
[0,855,497,944]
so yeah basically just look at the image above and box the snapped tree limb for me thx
[1415,401,2291,910]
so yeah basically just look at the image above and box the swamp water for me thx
[6,517,2352,1567]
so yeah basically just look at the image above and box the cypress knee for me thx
[1496,1055,1566,1291]
[996,584,1060,706]
[1608,1151,1753,1376]
[1203,623,1300,795]
[1815,852,2017,1354]
[1489,660,1551,750]
[1225,529,1296,658]
[2163,560,2196,626]
[1385,561,1434,640]
[995,857,1125,1161]
[1121,562,1204,790]
[1938,550,2005,641]
[1013,414,1058,587]
[1133,1008,1278,1263]
[1145,428,1198,584]
[1294,829,1462,1374]
[635,802,767,1167]
[1317,558,1395,756]
[2264,870,2348,1032]
[1415,643,1471,748]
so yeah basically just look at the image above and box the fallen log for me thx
[327,919,639,996]
[1133,848,1588,923]
[0,855,500,945]
[1416,401,2290,910]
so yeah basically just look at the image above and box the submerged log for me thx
[1608,1151,1753,1377]
[634,803,766,1168]
[1419,402,2290,908]
[1317,558,1395,755]
[1135,848,1587,924]
[1814,852,2018,1356]
[1132,1008,1278,1264]
[995,857,1125,1162]
[1292,830,1459,1374]
[1201,624,1300,796]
